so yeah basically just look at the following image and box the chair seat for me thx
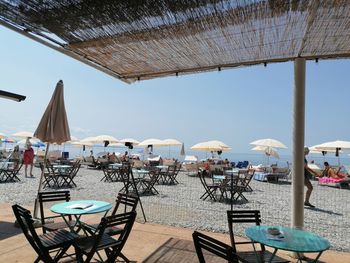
[238,250,289,263]
[74,233,121,252]
[39,229,79,249]
[82,224,123,236]
[43,220,76,232]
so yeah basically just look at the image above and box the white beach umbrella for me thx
[71,141,93,147]
[162,139,182,157]
[92,135,119,144]
[81,136,97,143]
[191,141,231,152]
[138,138,165,147]
[250,138,287,149]
[66,135,79,142]
[119,138,140,145]
[309,145,338,154]
[251,145,279,164]
[314,140,350,165]
[109,142,125,147]
[314,140,350,150]
[162,139,182,146]
[12,131,34,138]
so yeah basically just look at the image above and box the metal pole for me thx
[292,58,306,230]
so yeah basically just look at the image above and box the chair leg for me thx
[119,252,130,263]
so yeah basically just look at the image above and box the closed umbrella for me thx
[33,80,71,217]
[180,143,186,156]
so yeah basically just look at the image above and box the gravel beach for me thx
[1,166,349,252]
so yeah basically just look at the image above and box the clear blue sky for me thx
[1,26,350,155]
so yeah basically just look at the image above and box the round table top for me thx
[51,200,112,215]
[245,225,330,253]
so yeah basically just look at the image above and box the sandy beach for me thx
[1,166,349,252]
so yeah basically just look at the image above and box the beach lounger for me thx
[318,176,350,189]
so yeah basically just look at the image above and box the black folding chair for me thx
[2,163,22,182]
[199,170,220,201]
[74,211,136,263]
[38,190,77,233]
[60,161,81,187]
[12,204,78,263]
[192,231,248,263]
[138,169,160,195]
[227,210,289,263]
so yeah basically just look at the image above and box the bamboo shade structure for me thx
[1,0,350,83]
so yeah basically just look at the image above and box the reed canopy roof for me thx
[1,0,350,83]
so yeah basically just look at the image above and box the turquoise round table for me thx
[51,200,112,233]
[245,225,330,262]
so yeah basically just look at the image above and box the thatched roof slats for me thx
[1,0,350,82]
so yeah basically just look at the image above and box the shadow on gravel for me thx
[305,207,343,216]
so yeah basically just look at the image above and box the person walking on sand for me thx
[304,147,319,208]
[23,142,34,177]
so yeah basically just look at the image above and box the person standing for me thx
[11,145,21,170]
[23,142,34,177]
[304,147,318,208]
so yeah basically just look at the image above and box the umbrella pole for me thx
[33,143,50,219]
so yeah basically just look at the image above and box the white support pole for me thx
[292,58,306,229]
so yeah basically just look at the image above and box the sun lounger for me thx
[318,176,350,189]
[253,169,290,183]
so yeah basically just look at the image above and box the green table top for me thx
[245,225,330,253]
[51,200,112,215]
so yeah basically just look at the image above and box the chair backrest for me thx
[90,211,137,262]
[198,171,211,192]
[132,159,144,168]
[241,169,255,187]
[192,231,236,263]
[38,190,71,233]
[12,204,52,262]
[111,192,139,215]
[227,210,263,252]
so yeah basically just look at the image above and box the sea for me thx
[2,142,349,167]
